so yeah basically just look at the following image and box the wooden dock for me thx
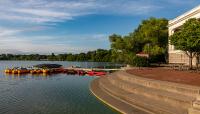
[66,68,122,72]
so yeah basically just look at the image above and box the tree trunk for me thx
[196,53,200,69]
[189,52,193,70]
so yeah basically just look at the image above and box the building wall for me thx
[168,5,200,65]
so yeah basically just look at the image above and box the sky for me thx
[0,0,200,54]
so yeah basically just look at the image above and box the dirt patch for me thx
[127,68,200,86]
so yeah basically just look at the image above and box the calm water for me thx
[0,61,117,114]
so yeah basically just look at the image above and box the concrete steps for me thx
[95,71,200,114]
[117,71,200,97]
[99,77,187,114]
[116,71,200,97]
[90,78,150,114]
[109,74,195,109]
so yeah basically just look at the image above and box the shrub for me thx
[131,56,149,67]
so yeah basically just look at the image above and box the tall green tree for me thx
[170,18,200,69]
[109,17,168,65]
[134,17,168,60]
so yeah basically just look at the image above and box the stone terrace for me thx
[90,69,200,114]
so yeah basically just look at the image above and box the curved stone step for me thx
[108,74,195,109]
[99,77,187,114]
[90,78,150,114]
[116,71,200,97]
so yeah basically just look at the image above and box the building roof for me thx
[169,5,200,27]
[136,52,149,58]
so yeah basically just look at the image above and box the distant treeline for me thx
[0,49,112,62]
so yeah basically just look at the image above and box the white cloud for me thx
[0,0,162,24]
[12,8,71,18]
[0,27,107,54]
[0,28,21,37]
[0,35,97,54]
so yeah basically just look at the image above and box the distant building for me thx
[168,5,200,65]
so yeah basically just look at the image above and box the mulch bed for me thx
[126,68,200,86]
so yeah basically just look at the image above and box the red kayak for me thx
[87,71,95,76]
[87,71,106,76]
[95,72,106,76]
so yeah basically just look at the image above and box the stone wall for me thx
[169,53,197,65]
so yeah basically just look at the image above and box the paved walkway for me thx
[127,68,200,86]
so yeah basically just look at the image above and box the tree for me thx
[170,18,200,69]
[109,17,168,65]
[134,17,168,62]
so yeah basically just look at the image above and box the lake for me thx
[0,61,117,114]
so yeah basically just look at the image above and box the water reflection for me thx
[0,61,116,114]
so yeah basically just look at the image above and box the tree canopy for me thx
[109,17,168,65]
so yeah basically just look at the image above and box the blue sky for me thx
[0,0,200,54]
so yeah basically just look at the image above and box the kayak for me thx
[87,71,106,76]
[95,72,106,76]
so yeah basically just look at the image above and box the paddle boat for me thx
[42,69,50,74]
[5,67,18,74]
[30,69,42,74]
[4,69,12,73]
[17,68,30,74]
[6,67,29,74]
